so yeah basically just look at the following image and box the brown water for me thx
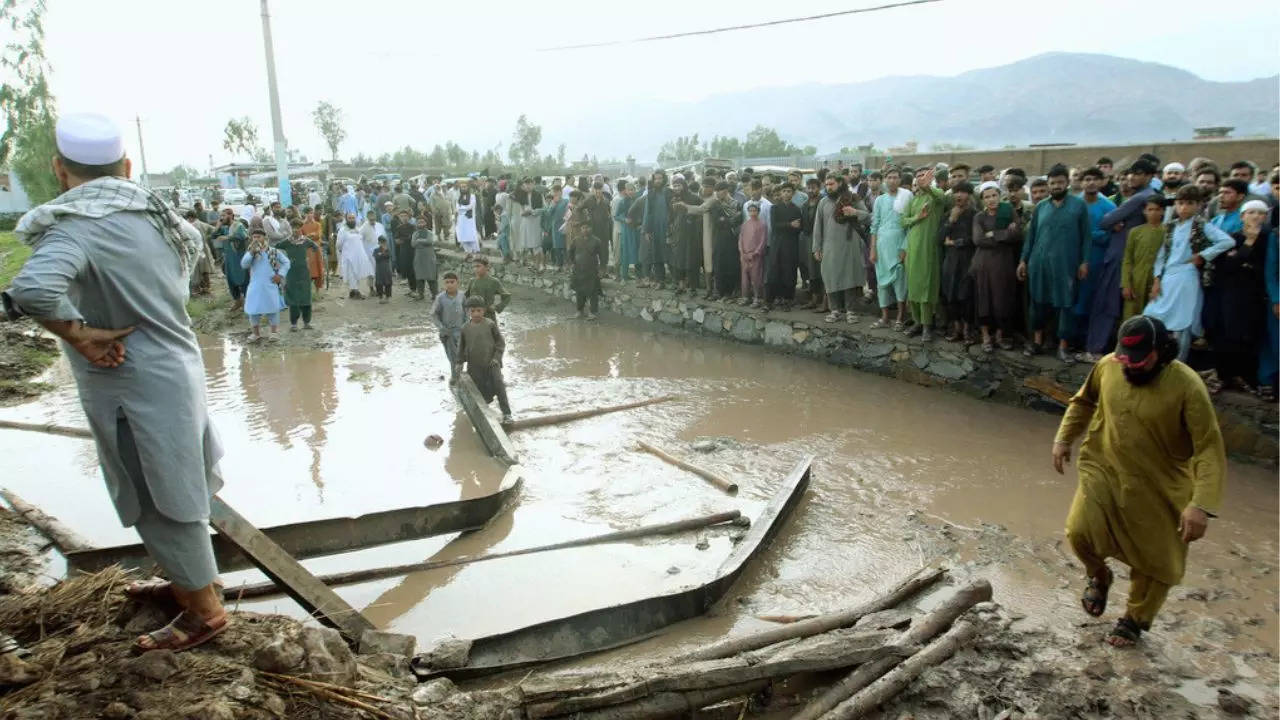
[1,292,1275,696]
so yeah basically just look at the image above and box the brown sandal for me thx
[133,611,229,654]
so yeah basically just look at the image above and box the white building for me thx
[0,168,33,214]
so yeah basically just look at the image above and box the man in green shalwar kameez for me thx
[900,167,947,341]
[1053,315,1226,647]
[275,224,322,330]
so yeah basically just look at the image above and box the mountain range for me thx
[545,52,1279,160]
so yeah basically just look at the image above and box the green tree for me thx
[222,117,263,161]
[170,163,199,186]
[556,143,566,167]
[428,144,446,167]
[311,100,346,161]
[708,135,742,158]
[509,114,542,167]
[656,134,707,164]
[1,0,59,204]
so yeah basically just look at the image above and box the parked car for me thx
[221,188,247,205]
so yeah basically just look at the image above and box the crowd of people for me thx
[182,151,1278,402]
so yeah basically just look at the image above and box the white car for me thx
[221,188,247,205]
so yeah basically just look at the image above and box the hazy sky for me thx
[37,0,1280,171]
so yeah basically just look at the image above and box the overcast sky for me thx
[39,0,1280,171]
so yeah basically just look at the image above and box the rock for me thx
[0,653,40,686]
[1217,688,1252,715]
[124,604,171,635]
[300,626,358,685]
[412,677,457,705]
[764,321,793,346]
[702,311,721,333]
[666,566,681,575]
[262,693,286,716]
[359,629,417,657]
[180,700,236,720]
[126,650,181,682]
[657,311,683,326]
[102,702,135,719]
[732,317,758,342]
[792,329,810,344]
[695,537,710,550]
[911,350,930,369]
[691,439,717,453]
[416,637,472,671]
[692,308,706,324]
[860,341,895,359]
[926,359,968,380]
[423,434,444,449]
[640,307,653,322]
[252,635,305,674]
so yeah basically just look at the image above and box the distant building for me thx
[0,168,32,214]
[1194,126,1235,140]
[888,141,918,155]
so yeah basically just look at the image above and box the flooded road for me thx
[1,287,1275,696]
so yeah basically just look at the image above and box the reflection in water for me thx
[237,344,339,500]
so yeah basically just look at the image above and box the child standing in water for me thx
[431,272,466,384]
[457,296,514,424]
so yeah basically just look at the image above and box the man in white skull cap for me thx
[2,112,229,653]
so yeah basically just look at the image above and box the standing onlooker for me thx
[274,222,320,331]
[801,178,824,312]
[214,208,249,310]
[241,227,289,341]
[1260,172,1280,402]
[1119,197,1166,323]
[813,174,869,324]
[411,214,438,301]
[939,181,977,342]
[971,182,1022,351]
[1142,186,1236,361]
[1086,162,1157,360]
[1200,200,1269,392]
[1071,167,1117,357]
[568,204,606,320]
[1018,165,1091,363]
[431,272,466,384]
[902,167,946,339]
[372,237,393,303]
[738,202,767,307]
[869,167,911,330]
[766,183,803,310]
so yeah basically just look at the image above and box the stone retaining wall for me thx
[440,247,1278,465]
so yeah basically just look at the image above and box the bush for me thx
[0,213,22,232]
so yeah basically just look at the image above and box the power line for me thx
[534,0,944,53]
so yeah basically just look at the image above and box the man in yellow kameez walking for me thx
[1052,314,1226,647]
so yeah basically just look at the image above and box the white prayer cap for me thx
[978,180,1001,195]
[1241,199,1269,214]
[1163,162,1186,173]
[56,113,125,165]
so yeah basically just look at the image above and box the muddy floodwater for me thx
[1,289,1276,703]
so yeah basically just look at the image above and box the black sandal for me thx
[1080,567,1112,617]
[1106,616,1142,647]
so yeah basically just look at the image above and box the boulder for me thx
[415,637,472,671]
[252,635,305,674]
[764,321,793,346]
[300,626,357,686]
[358,629,417,657]
[412,677,458,705]
[926,359,968,380]
[126,650,181,682]
[731,316,758,342]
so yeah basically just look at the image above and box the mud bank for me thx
[444,247,1278,465]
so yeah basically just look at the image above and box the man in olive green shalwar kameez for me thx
[1052,315,1226,647]
[900,168,947,341]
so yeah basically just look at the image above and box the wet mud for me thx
[0,281,1275,717]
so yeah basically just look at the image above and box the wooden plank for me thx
[456,374,519,466]
[1022,375,1073,406]
[505,396,677,431]
[208,497,374,643]
[0,488,93,553]
[636,440,738,494]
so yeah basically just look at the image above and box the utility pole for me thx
[135,115,150,188]
[259,0,291,207]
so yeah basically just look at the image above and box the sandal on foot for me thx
[133,611,229,654]
[1081,567,1112,617]
[868,318,890,329]
[1106,616,1142,647]
[125,578,225,602]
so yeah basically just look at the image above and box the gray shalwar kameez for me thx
[813,194,869,293]
[3,211,223,590]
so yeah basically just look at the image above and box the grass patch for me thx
[0,231,31,289]
[186,293,228,321]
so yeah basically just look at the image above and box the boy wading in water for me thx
[457,296,514,424]
[431,271,465,385]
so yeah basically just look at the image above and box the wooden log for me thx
[825,620,979,719]
[0,419,93,440]
[636,440,738,494]
[225,509,742,600]
[523,628,904,718]
[505,395,677,431]
[0,488,93,553]
[679,566,945,662]
[791,579,992,720]
[570,680,771,720]
[1022,375,1073,406]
